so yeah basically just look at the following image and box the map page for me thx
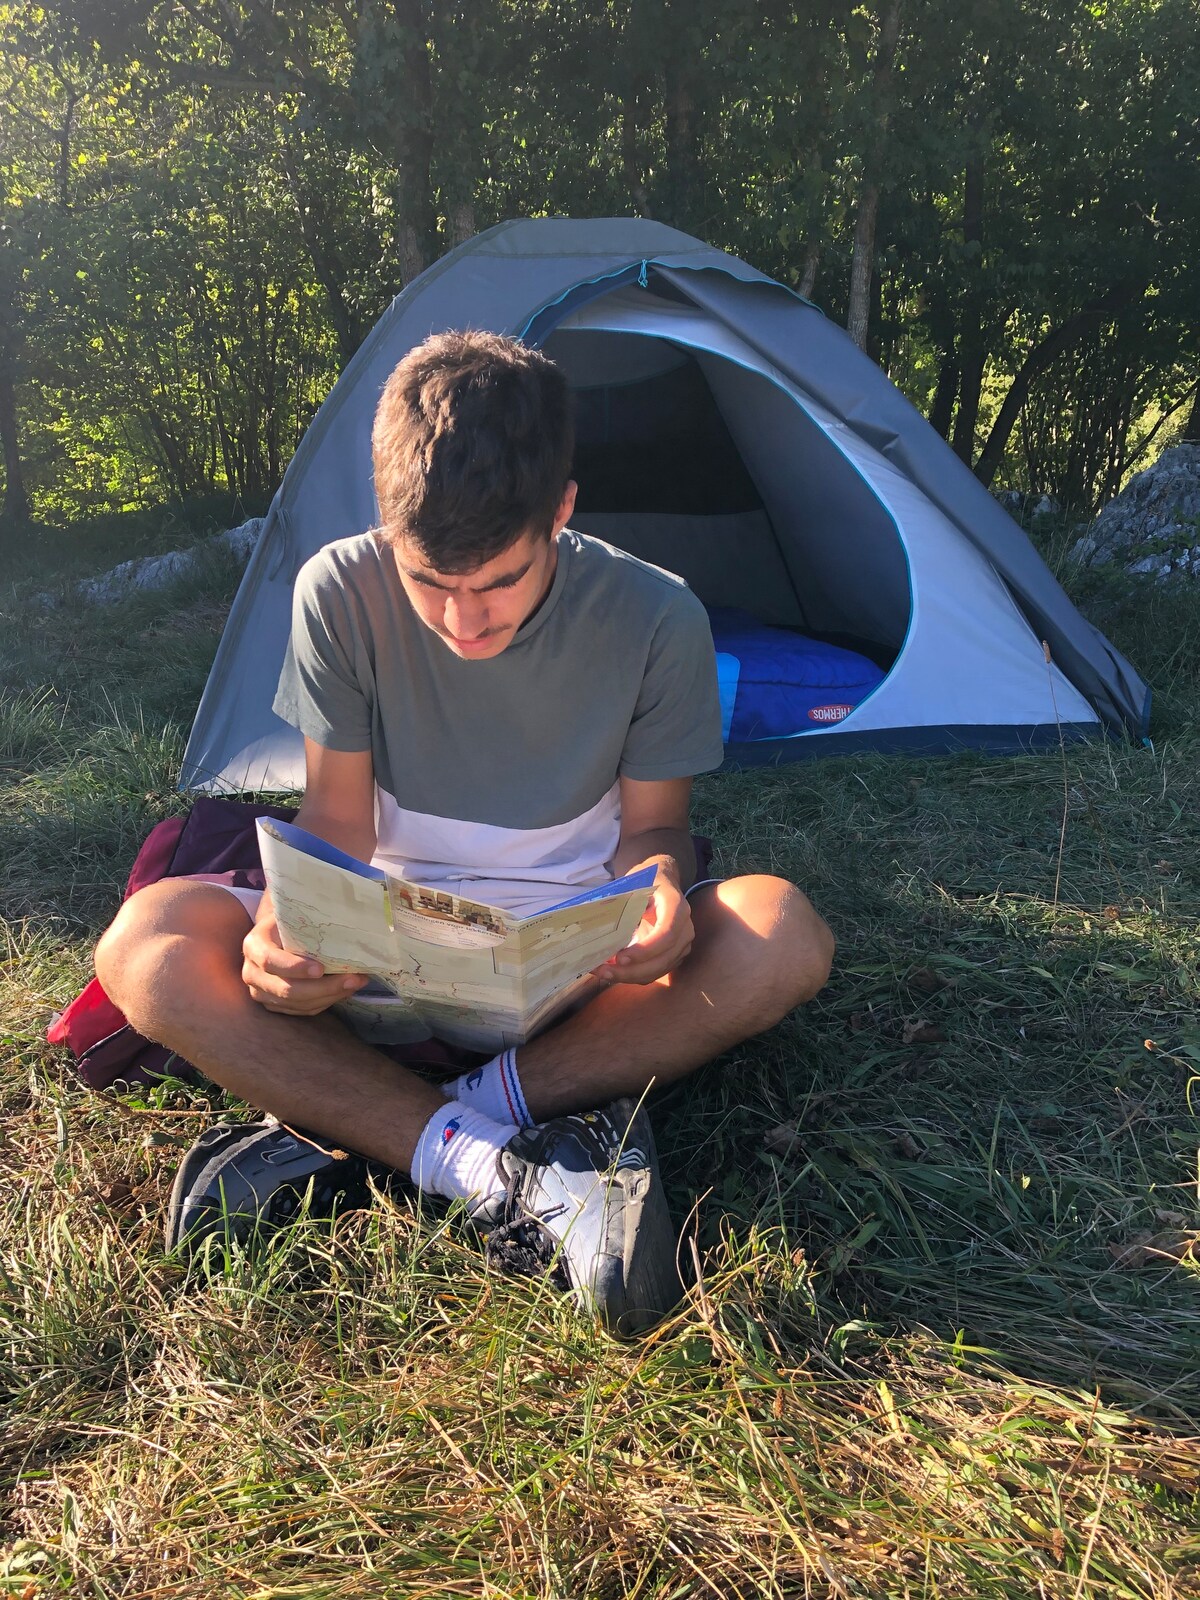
[256,818,656,1051]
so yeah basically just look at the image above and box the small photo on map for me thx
[394,883,508,937]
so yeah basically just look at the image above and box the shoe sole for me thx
[165,1122,258,1251]
[165,1122,372,1256]
[605,1098,683,1337]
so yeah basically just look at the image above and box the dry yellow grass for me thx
[3,517,1200,1597]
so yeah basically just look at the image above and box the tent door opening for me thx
[540,314,913,741]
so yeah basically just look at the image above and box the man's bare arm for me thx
[291,739,378,862]
[243,739,377,1014]
[600,776,698,985]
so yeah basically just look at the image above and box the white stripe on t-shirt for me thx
[371,781,622,914]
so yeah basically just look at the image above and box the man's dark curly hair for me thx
[372,330,574,572]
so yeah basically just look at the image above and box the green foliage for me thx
[0,0,1198,530]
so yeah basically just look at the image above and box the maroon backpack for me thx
[47,795,296,1089]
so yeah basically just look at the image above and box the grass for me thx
[2,506,1199,1597]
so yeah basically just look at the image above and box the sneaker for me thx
[471,1098,682,1335]
[165,1118,374,1256]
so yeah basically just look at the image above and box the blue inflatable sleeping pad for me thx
[707,607,887,742]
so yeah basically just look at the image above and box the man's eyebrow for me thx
[403,559,535,593]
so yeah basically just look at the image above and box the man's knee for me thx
[710,874,835,1010]
[95,880,246,1028]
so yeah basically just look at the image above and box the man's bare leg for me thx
[95,880,445,1172]
[96,874,832,1165]
[516,875,834,1119]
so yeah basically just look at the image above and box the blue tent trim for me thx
[721,722,1103,768]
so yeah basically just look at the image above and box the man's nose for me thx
[445,594,486,639]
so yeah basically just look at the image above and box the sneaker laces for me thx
[482,1165,571,1290]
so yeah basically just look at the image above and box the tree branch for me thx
[1123,380,1200,470]
[973,286,1138,487]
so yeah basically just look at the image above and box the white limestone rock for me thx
[1070,444,1200,580]
[39,518,263,608]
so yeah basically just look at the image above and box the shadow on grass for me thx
[661,751,1200,1427]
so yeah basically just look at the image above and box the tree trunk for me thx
[923,261,958,438]
[622,88,652,216]
[280,138,362,366]
[929,349,959,440]
[846,180,880,352]
[950,151,985,464]
[145,406,194,501]
[794,149,823,299]
[974,289,1135,488]
[663,54,698,230]
[1183,382,1200,443]
[388,0,437,288]
[845,0,903,351]
[0,362,30,523]
[447,199,476,248]
[57,85,77,210]
[798,241,821,300]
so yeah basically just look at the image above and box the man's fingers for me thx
[618,891,691,963]
[246,981,359,1015]
[246,938,324,982]
[249,970,362,1000]
[619,921,676,961]
[239,887,370,1016]
[605,947,692,986]
[601,927,694,985]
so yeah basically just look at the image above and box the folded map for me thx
[256,817,656,1052]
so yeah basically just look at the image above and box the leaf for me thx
[845,1217,884,1250]
[902,1018,945,1045]
[1154,1209,1192,1228]
[909,965,952,994]
[1108,1230,1198,1269]
[763,1122,804,1158]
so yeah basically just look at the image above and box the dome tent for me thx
[181,217,1148,792]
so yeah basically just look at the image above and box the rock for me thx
[991,490,1064,521]
[1071,444,1200,580]
[993,489,1026,515]
[37,518,263,608]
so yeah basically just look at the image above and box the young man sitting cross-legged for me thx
[95,331,835,1331]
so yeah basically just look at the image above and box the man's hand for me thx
[242,905,368,1016]
[242,738,376,1015]
[594,864,695,987]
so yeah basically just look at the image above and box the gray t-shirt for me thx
[274,529,723,911]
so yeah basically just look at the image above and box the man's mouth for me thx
[446,631,503,652]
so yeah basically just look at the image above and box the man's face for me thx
[391,481,577,662]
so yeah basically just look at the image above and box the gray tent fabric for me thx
[651,268,1147,735]
[181,217,1148,794]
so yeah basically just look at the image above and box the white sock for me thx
[443,1047,533,1128]
[411,1101,514,1206]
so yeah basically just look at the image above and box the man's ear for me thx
[552,479,578,535]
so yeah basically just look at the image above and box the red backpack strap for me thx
[46,977,125,1052]
[123,813,189,898]
[45,979,183,1090]
[48,811,192,1085]
[49,796,298,1091]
